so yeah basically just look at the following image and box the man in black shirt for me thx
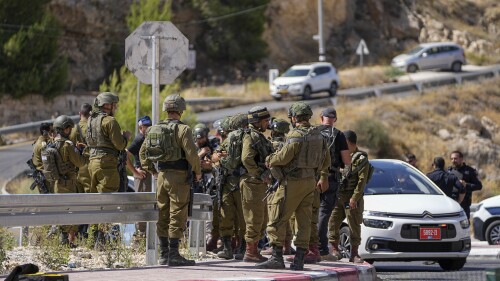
[447,151,482,220]
[126,116,152,233]
[427,157,465,203]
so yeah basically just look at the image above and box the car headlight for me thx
[460,210,467,217]
[364,210,390,217]
[460,218,470,229]
[363,218,393,229]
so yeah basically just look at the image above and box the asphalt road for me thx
[0,141,33,190]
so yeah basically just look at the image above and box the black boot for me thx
[217,236,233,259]
[234,238,246,260]
[290,247,307,270]
[255,246,285,269]
[158,236,169,265]
[168,238,195,266]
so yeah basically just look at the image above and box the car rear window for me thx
[365,161,441,195]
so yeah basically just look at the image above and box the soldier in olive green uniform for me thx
[140,94,202,266]
[86,92,131,193]
[327,130,369,263]
[32,122,55,193]
[53,115,87,246]
[216,114,248,260]
[69,103,92,194]
[256,102,330,270]
[240,107,274,262]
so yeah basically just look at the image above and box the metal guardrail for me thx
[0,192,212,227]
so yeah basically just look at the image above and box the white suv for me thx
[270,62,340,101]
[473,195,500,245]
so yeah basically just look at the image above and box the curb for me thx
[181,263,377,281]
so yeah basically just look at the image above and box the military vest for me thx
[86,112,119,157]
[41,139,74,181]
[284,126,326,179]
[248,128,274,170]
[144,119,184,162]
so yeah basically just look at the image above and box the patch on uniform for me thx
[359,155,366,160]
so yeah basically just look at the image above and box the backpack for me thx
[144,121,182,162]
[41,142,63,181]
[350,151,375,184]
[221,129,247,171]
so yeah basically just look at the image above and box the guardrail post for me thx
[374,89,381,97]
[416,82,423,94]
[145,222,158,265]
[455,76,462,85]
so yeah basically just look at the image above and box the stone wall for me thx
[0,92,97,127]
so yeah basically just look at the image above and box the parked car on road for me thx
[270,62,340,101]
[473,195,500,245]
[391,42,466,73]
[338,160,470,271]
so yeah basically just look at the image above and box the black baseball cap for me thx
[320,108,337,118]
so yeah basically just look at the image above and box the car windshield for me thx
[282,68,310,77]
[365,160,441,195]
[407,46,424,55]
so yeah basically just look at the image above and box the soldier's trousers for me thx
[219,177,245,238]
[267,193,292,241]
[77,163,91,193]
[309,189,320,246]
[328,191,364,246]
[267,177,316,249]
[55,178,78,233]
[240,175,267,243]
[88,156,120,193]
[156,169,190,239]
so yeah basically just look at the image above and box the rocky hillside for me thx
[47,0,499,90]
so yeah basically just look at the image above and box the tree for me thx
[126,0,173,32]
[190,0,269,64]
[0,0,67,99]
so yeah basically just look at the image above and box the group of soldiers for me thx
[29,91,372,270]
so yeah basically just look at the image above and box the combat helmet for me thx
[229,113,248,130]
[270,118,290,135]
[95,92,119,107]
[247,106,270,124]
[53,115,75,131]
[163,94,186,112]
[288,102,313,117]
[193,123,210,139]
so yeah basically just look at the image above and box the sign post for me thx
[125,21,188,266]
[356,39,369,67]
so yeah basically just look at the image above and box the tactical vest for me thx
[220,129,248,174]
[344,150,372,191]
[317,125,342,170]
[144,120,186,170]
[41,140,74,181]
[86,113,119,157]
[284,126,326,179]
[249,128,274,170]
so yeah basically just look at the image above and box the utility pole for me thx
[318,0,325,62]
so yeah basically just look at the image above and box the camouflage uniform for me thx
[32,134,55,193]
[69,119,91,193]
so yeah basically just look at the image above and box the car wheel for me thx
[451,61,462,72]
[407,64,418,73]
[328,82,338,97]
[339,226,351,260]
[486,220,500,245]
[273,96,282,101]
[438,258,466,271]
[302,86,312,100]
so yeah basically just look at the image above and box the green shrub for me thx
[353,118,393,157]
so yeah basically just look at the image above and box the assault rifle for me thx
[262,180,280,202]
[26,159,50,194]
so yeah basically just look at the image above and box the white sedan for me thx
[337,160,470,271]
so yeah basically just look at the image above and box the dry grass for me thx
[180,79,273,103]
[338,66,404,89]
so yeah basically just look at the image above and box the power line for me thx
[175,3,269,26]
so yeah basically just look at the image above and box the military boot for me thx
[217,236,233,260]
[283,240,293,255]
[158,236,169,265]
[323,242,343,261]
[206,233,219,252]
[234,239,246,260]
[349,245,364,263]
[168,238,195,266]
[290,247,307,270]
[304,244,321,264]
[243,241,268,262]
[255,246,285,269]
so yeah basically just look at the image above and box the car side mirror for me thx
[422,52,428,58]
[310,72,317,77]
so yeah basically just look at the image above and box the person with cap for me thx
[447,150,482,220]
[32,122,55,193]
[426,156,465,203]
[314,108,351,260]
[216,113,249,260]
[125,116,152,235]
[86,92,131,193]
[326,130,369,263]
[256,102,330,270]
[240,106,274,262]
[404,153,419,170]
[193,123,220,251]
[53,115,87,247]
[139,93,201,266]
[69,103,93,194]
